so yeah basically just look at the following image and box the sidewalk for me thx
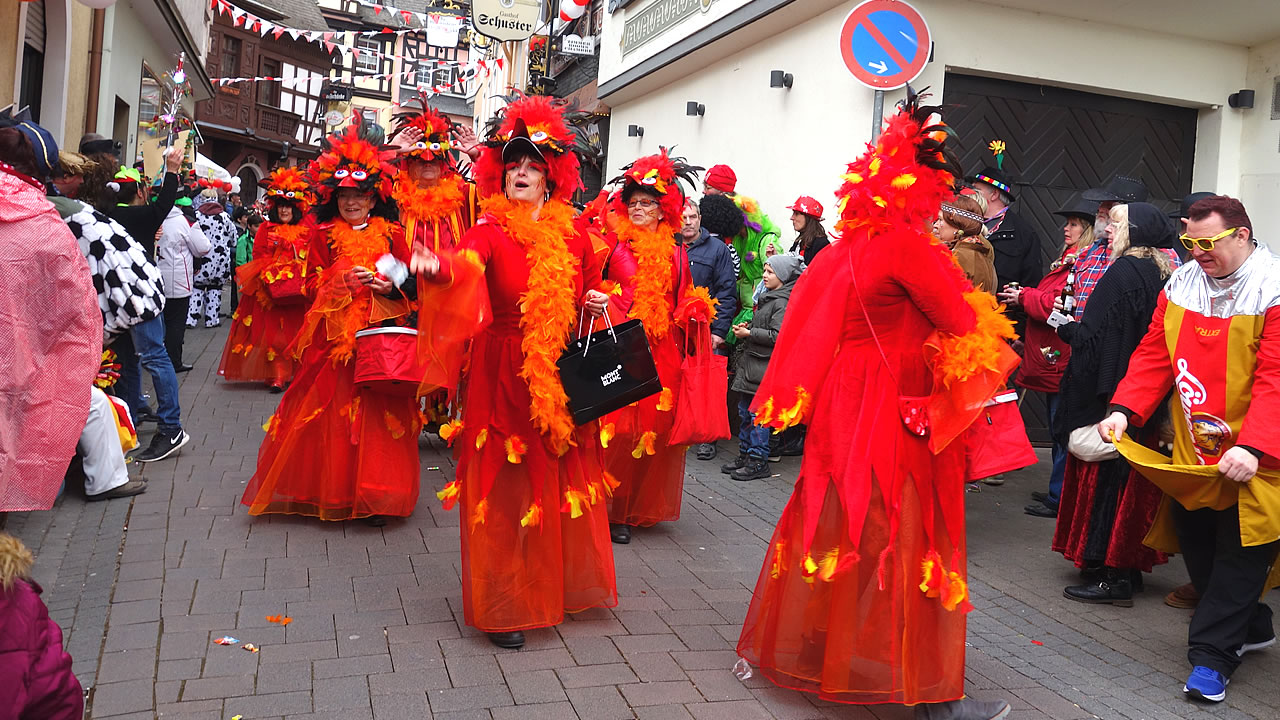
[7,321,1279,719]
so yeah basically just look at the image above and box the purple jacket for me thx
[0,535,83,720]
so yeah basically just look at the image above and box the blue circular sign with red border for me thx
[839,0,932,90]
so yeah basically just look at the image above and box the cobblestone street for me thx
[7,323,1280,720]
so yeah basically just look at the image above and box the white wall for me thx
[1238,37,1280,244]
[602,0,1258,234]
[99,0,178,161]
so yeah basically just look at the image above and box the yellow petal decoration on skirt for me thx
[520,503,542,528]
[439,419,462,445]
[385,411,406,439]
[436,480,460,510]
[266,348,277,361]
[600,422,615,449]
[563,489,588,519]
[475,428,488,450]
[602,472,620,497]
[656,387,673,412]
[243,314,253,327]
[942,571,969,612]
[470,498,489,530]
[631,431,657,459]
[505,435,527,464]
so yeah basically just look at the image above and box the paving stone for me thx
[428,684,514,713]
[491,701,580,720]
[566,685,634,720]
[370,692,432,720]
[446,653,505,687]
[556,662,640,689]
[182,674,257,701]
[90,678,156,716]
[506,669,569,704]
[686,700,774,720]
[312,673,372,711]
[619,681,704,707]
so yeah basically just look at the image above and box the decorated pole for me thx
[161,52,190,150]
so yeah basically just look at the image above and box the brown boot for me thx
[1165,582,1200,609]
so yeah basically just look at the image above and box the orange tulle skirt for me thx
[219,258,307,385]
[240,340,421,520]
[737,477,967,706]
[602,329,686,526]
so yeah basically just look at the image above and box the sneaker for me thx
[731,458,771,482]
[134,429,190,462]
[1238,636,1276,657]
[86,479,147,501]
[133,407,160,425]
[1183,665,1228,702]
[720,454,748,475]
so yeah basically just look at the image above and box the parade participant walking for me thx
[413,94,616,650]
[1002,197,1096,517]
[786,195,830,265]
[598,148,711,544]
[219,167,314,391]
[1100,196,1280,704]
[188,190,238,328]
[736,93,1017,719]
[1050,203,1177,605]
[389,94,479,253]
[241,124,419,525]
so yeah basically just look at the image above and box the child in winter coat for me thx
[0,533,83,720]
[722,254,804,481]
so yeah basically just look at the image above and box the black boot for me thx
[720,453,748,474]
[1064,568,1133,607]
[610,523,631,544]
[731,457,771,482]
[487,631,525,649]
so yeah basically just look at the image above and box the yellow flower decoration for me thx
[988,140,1006,156]
[520,503,542,528]
[600,423,615,449]
[475,428,488,450]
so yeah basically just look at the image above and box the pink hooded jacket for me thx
[0,534,83,720]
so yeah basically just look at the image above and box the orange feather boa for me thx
[392,175,467,224]
[618,218,679,341]
[480,195,580,453]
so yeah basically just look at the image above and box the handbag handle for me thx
[847,253,901,388]
[579,306,617,357]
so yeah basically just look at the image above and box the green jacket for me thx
[729,193,784,311]
[235,228,253,266]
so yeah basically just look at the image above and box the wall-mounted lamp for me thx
[1228,89,1255,109]
[686,101,705,117]
[769,70,793,89]
[627,124,644,137]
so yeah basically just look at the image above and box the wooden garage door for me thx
[943,74,1198,444]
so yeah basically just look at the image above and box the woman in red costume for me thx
[389,93,479,253]
[218,167,313,391]
[241,123,420,526]
[735,93,1018,720]
[597,148,711,545]
[413,95,616,650]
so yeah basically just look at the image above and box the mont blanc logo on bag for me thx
[557,313,661,425]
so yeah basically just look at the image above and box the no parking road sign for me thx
[839,0,931,90]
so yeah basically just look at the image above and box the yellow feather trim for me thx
[520,503,542,528]
[600,422,615,449]
[436,480,460,510]
[475,428,488,450]
[631,431,657,459]
[505,435,528,464]
[563,489,588,519]
[931,290,1017,388]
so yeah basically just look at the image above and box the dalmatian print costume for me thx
[188,206,238,328]
[50,196,166,337]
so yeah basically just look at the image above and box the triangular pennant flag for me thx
[373,5,382,14]
[325,41,336,53]
[230,8,245,25]
[400,10,412,23]
[288,29,300,41]
[272,28,285,40]
[323,31,335,42]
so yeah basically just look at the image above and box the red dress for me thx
[240,218,420,520]
[599,221,699,527]
[422,197,617,632]
[219,221,311,385]
[737,229,1014,705]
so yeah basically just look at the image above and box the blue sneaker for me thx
[1183,666,1228,702]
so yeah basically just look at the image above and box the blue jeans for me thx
[737,395,770,459]
[115,315,182,434]
[1047,392,1065,508]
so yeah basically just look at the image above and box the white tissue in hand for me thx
[375,254,409,287]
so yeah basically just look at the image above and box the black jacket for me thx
[987,209,1042,290]
[730,279,794,395]
[682,228,738,339]
[107,172,178,262]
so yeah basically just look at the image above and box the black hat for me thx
[499,119,548,167]
[1053,197,1099,223]
[1170,191,1217,220]
[966,166,1015,199]
[1124,202,1176,249]
[1082,175,1148,204]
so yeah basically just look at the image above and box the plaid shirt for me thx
[1072,238,1112,318]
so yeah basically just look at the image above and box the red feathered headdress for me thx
[308,122,397,205]
[390,92,457,166]
[264,166,314,212]
[833,87,962,239]
[609,147,703,227]
[473,92,587,202]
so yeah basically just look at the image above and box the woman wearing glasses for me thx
[999,198,1096,517]
[597,149,712,545]
[1048,202,1179,608]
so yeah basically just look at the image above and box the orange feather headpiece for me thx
[263,166,313,212]
[308,121,397,205]
[390,92,457,166]
[609,147,703,226]
[473,92,587,202]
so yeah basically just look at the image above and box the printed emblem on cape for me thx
[1174,357,1207,409]
[1189,412,1232,457]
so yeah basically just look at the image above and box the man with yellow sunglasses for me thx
[1099,195,1280,704]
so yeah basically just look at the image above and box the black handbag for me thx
[557,312,662,425]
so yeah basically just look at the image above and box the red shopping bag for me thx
[354,327,426,395]
[965,391,1038,482]
[668,321,731,446]
[265,261,307,303]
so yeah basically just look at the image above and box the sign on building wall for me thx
[838,0,931,90]
[561,34,595,55]
[427,13,465,47]
[472,0,542,42]
[621,0,716,57]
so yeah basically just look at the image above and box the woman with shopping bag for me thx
[596,148,719,545]
[218,167,314,391]
[240,122,420,525]
[411,94,617,650]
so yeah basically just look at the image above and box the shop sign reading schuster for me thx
[472,0,542,42]
[621,0,716,57]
